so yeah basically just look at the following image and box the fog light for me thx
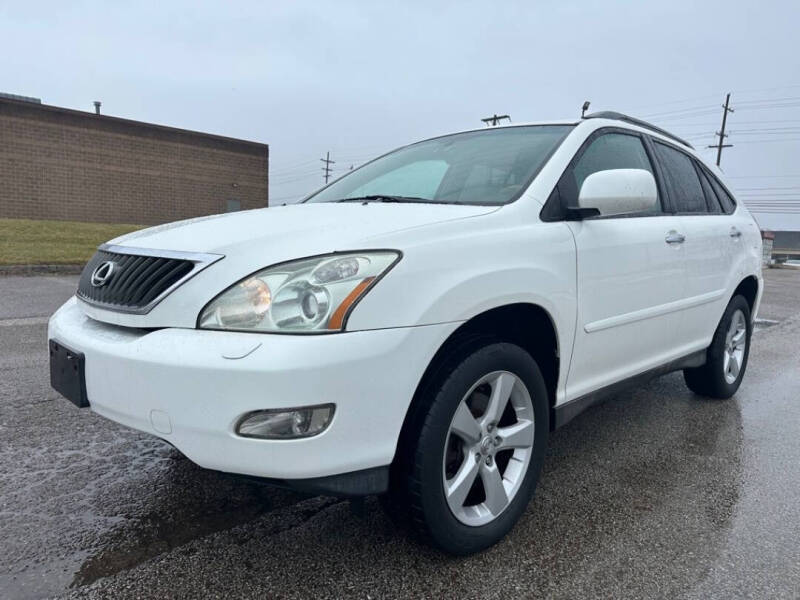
[235,404,335,439]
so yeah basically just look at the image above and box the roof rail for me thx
[582,111,694,149]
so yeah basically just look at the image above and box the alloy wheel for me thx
[723,309,747,385]
[442,371,534,527]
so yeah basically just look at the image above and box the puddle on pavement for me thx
[0,421,306,599]
[754,318,780,332]
[69,452,308,588]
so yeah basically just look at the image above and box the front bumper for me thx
[48,298,458,482]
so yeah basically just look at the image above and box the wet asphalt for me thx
[0,270,798,599]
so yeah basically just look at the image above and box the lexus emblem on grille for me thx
[90,261,116,287]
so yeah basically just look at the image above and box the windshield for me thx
[304,125,574,206]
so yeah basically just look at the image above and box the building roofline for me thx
[0,95,268,151]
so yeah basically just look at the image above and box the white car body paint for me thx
[48,117,763,481]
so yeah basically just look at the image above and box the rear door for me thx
[553,129,687,400]
[650,141,730,353]
[702,162,757,267]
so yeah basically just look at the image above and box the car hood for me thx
[109,202,497,256]
[81,201,497,329]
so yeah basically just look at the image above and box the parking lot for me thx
[1,269,799,599]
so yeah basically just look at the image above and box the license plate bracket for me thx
[49,339,89,408]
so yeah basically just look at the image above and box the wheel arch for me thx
[732,275,759,316]
[392,302,561,470]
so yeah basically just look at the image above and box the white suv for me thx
[49,112,762,554]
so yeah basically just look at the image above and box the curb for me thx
[0,264,83,276]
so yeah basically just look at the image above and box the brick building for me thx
[0,95,268,225]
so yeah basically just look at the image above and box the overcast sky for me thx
[2,0,799,224]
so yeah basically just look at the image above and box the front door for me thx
[555,130,688,400]
[566,215,686,400]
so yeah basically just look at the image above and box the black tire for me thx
[683,295,752,399]
[387,342,549,555]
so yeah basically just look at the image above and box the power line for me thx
[727,118,800,125]
[735,186,800,191]
[731,83,800,96]
[730,127,800,133]
[737,102,800,111]
[639,104,718,119]
[625,93,725,114]
[673,119,800,130]
[740,201,800,204]
[680,131,717,138]
[334,152,380,163]
[733,132,800,137]
[271,143,391,178]
[270,172,319,185]
[739,192,800,196]
[647,109,723,122]
[743,204,800,208]
[728,174,800,178]
[270,161,321,176]
[734,95,800,106]
[731,138,800,144]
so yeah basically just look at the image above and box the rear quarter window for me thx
[702,167,737,214]
[653,142,708,214]
[695,165,723,214]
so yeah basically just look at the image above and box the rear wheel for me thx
[683,295,751,399]
[387,342,549,555]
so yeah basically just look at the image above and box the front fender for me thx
[347,221,577,371]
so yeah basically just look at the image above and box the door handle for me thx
[665,231,686,244]
[730,227,742,238]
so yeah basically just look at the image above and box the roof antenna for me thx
[581,101,591,119]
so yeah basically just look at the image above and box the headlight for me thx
[197,251,400,333]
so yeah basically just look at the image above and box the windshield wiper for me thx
[335,195,436,204]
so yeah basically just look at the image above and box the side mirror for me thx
[576,168,657,217]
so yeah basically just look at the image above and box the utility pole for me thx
[320,151,335,184]
[708,93,734,166]
[481,114,511,127]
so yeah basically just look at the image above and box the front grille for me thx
[77,246,220,314]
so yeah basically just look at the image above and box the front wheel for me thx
[397,342,549,555]
[684,295,752,399]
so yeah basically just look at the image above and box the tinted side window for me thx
[702,167,737,213]
[653,142,707,213]
[556,132,660,216]
[572,133,655,192]
[696,166,722,213]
